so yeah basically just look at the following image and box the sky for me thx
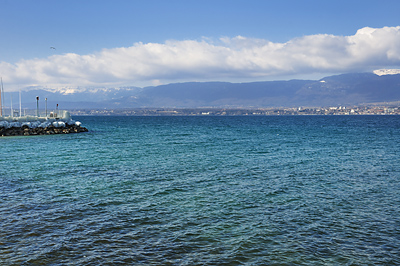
[0,0,400,91]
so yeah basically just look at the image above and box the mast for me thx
[19,89,22,117]
[0,77,3,116]
[10,92,13,118]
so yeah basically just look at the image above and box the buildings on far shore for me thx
[69,105,400,116]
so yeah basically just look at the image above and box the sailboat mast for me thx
[19,89,22,117]
[0,77,3,116]
[10,93,13,118]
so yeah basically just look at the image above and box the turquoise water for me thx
[1,116,400,265]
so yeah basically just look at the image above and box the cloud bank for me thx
[2,26,400,90]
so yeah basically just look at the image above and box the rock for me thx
[0,124,88,136]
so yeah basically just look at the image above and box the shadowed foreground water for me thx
[1,116,400,265]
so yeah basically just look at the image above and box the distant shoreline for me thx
[69,106,400,116]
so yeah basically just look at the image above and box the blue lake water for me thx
[1,115,400,265]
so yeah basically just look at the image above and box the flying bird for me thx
[50,47,56,50]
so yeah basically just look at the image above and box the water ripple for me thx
[1,116,400,265]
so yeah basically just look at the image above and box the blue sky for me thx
[1,0,400,90]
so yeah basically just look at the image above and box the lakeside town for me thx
[70,105,400,116]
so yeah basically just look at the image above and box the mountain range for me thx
[12,71,400,109]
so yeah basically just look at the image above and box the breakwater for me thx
[0,121,88,136]
[0,111,88,136]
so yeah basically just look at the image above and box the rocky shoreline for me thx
[0,123,88,136]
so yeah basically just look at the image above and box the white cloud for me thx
[1,26,400,90]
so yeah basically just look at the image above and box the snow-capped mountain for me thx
[373,69,400,76]
[6,71,400,109]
